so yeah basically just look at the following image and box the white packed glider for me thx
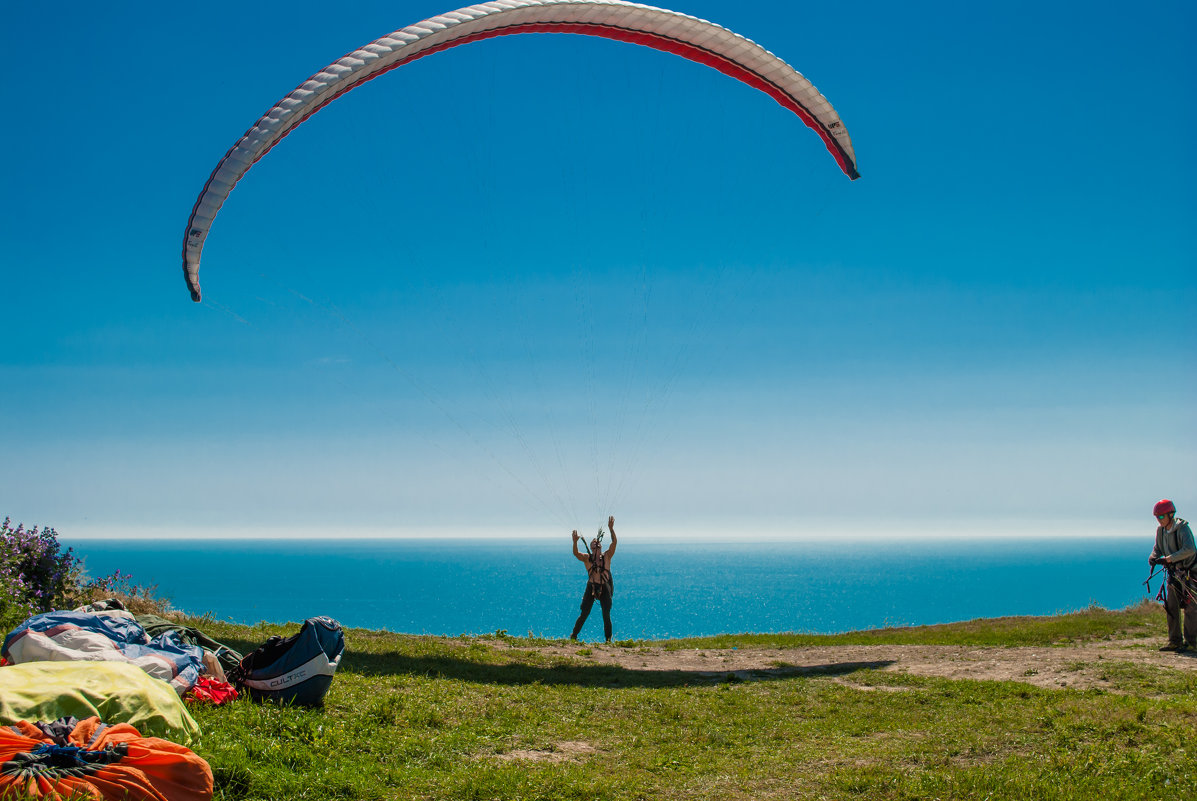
[182,0,859,302]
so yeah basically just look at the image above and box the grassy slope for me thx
[184,602,1194,800]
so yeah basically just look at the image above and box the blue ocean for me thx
[64,538,1155,640]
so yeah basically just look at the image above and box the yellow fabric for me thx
[0,661,200,745]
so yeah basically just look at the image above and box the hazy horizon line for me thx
[55,517,1146,543]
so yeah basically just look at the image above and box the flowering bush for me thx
[0,560,37,630]
[0,517,156,633]
[0,517,77,625]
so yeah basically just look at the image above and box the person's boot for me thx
[1159,642,1184,652]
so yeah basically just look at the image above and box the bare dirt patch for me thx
[524,639,1197,691]
[494,740,597,763]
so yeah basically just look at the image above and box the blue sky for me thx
[2,1,1193,541]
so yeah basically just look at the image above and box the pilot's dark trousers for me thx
[571,583,612,642]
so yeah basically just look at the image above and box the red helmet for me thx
[1153,499,1176,517]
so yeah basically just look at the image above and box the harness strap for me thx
[587,551,611,594]
[1160,565,1197,608]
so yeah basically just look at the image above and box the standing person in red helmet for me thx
[1148,499,1197,652]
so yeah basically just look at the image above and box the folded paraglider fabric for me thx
[0,716,212,801]
[0,661,200,745]
[2,611,204,695]
[134,614,243,678]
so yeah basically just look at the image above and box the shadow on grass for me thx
[334,650,896,688]
[209,632,894,688]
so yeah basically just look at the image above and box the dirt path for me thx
[525,639,1197,690]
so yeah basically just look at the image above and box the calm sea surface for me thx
[63,538,1155,640]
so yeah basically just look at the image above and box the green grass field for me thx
[179,602,1196,800]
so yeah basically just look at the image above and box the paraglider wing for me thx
[182,0,859,302]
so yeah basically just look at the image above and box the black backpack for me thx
[228,616,345,706]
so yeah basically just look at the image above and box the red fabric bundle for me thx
[0,716,212,800]
[185,676,239,705]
